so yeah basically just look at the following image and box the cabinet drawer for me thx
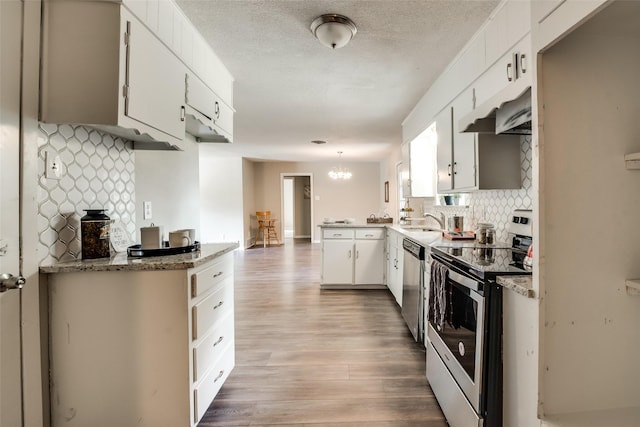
[323,229,354,239]
[355,229,385,240]
[192,278,233,340]
[191,256,233,298]
[193,345,235,424]
[193,312,234,382]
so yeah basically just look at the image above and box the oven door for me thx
[427,268,485,413]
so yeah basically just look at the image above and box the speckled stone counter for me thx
[39,242,238,274]
[496,275,535,298]
[319,223,388,228]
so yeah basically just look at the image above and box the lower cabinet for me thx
[386,229,404,306]
[321,227,385,288]
[47,252,235,427]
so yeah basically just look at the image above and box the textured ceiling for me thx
[175,0,500,162]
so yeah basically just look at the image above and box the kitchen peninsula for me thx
[40,242,238,427]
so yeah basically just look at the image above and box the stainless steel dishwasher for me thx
[401,237,425,342]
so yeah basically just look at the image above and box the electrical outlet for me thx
[143,201,152,220]
[44,150,62,179]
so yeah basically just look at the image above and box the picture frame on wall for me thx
[384,181,389,203]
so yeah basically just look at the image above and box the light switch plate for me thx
[143,201,152,220]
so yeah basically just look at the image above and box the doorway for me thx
[281,174,313,243]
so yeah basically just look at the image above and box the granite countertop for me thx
[496,275,535,298]
[319,223,389,228]
[39,242,239,274]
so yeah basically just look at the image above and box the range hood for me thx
[460,87,532,135]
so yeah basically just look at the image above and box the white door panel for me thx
[0,0,24,424]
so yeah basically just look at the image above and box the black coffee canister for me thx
[81,209,110,259]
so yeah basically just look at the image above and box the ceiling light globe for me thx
[310,14,357,49]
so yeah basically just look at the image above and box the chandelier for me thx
[328,151,352,180]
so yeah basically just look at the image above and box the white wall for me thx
[198,145,244,245]
[540,1,640,417]
[251,161,381,242]
[135,134,201,242]
[242,158,256,247]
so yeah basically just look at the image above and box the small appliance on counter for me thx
[128,226,200,257]
[81,209,110,259]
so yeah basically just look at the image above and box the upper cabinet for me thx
[460,34,532,133]
[41,0,234,149]
[403,0,531,145]
[437,94,522,193]
[41,1,185,149]
[532,0,609,52]
[437,105,478,193]
[185,72,234,143]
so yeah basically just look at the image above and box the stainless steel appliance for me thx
[402,237,425,342]
[426,210,533,427]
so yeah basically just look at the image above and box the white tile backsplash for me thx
[37,124,136,265]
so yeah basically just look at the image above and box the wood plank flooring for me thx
[199,239,447,426]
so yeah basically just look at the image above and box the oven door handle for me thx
[448,269,481,293]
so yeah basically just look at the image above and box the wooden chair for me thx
[256,211,280,247]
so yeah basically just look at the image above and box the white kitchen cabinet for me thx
[533,0,609,52]
[322,238,355,285]
[437,105,476,192]
[47,250,236,427]
[467,34,532,130]
[185,72,234,142]
[354,231,385,285]
[484,0,531,68]
[437,99,522,193]
[386,228,403,306]
[41,1,186,149]
[321,227,386,288]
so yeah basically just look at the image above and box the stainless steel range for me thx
[426,210,533,427]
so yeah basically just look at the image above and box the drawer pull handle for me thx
[213,271,223,278]
[213,336,224,347]
[213,301,224,310]
[214,370,224,383]
[333,233,342,237]
[365,234,373,237]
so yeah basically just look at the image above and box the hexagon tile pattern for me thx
[37,123,136,265]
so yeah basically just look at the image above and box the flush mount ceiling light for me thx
[328,151,352,180]
[310,14,357,49]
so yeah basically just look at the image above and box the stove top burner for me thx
[431,245,530,279]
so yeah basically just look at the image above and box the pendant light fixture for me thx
[328,151,352,180]
[310,14,357,49]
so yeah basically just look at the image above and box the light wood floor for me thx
[199,239,447,426]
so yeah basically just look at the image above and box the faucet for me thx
[424,212,445,230]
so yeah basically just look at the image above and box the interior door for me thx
[0,0,25,424]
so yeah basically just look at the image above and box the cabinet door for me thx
[436,106,454,192]
[322,240,353,284]
[451,103,477,191]
[125,12,185,139]
[354,239,384,285]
